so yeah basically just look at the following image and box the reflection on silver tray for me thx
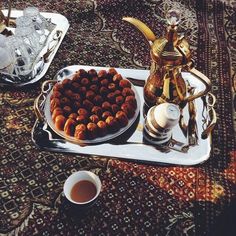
[0,10,69,87]
[32,65,216,166]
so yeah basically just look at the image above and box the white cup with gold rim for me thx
[63,170,102,206]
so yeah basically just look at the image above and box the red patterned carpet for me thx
[0,0,236,235]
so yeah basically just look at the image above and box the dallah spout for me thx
[122,17,156,44]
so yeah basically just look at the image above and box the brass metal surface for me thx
[123,10,212,110]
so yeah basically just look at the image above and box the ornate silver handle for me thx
[34,80,56,121]
[201,92,217,139]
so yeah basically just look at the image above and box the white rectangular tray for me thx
[0,9,69,87]
[32,66,213,165]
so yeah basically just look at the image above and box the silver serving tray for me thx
[0,9,69,87]
[32,65,216,165]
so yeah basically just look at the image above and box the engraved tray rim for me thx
[32,65,213,166]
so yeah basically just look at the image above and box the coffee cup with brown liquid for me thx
[63,170,102,206]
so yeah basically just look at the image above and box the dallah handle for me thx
[184,67,212,103]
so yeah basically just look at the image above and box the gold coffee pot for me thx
[123,9,211,109]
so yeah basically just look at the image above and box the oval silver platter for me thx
[44,72,141,144]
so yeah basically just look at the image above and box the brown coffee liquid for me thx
[70,180,97,203]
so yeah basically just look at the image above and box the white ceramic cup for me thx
[146,103,180,131]
[144,103,180,145]
[63,170,101,205]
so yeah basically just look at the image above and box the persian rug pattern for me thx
[0,0,235,235]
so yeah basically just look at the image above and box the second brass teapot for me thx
[123,10,211,109]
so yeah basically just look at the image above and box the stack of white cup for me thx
[144,103,180,145]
